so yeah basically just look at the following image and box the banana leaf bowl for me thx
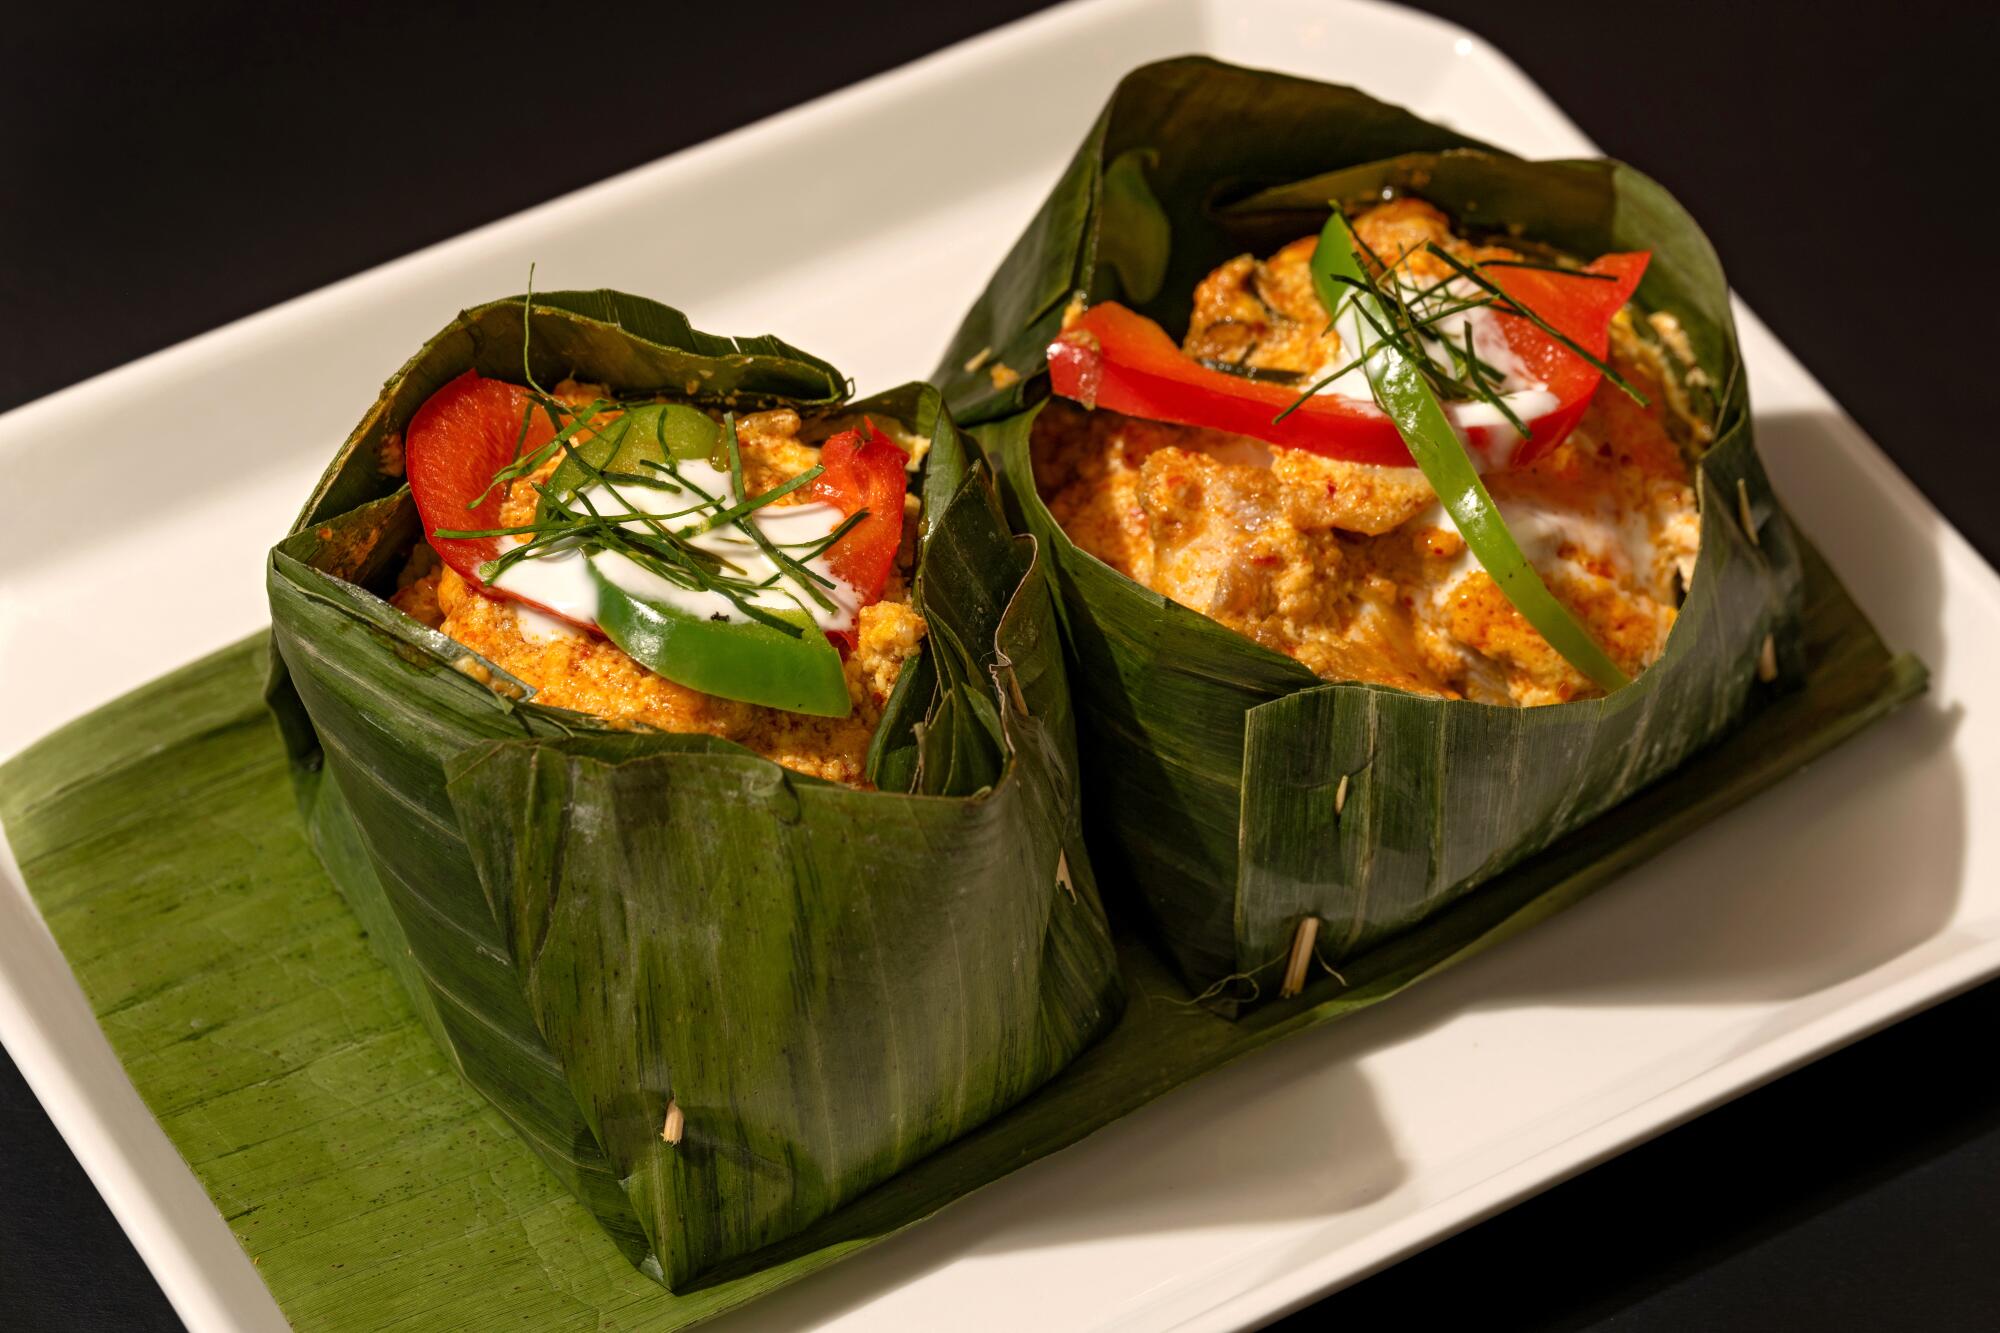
[935,57,1817,1002]
[264,290,1123,1288]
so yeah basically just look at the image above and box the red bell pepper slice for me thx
[807,418,909,649]
[405,370,597,629]
[1047,251,1648,470]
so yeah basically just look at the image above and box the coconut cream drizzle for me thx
[514,605,581,644]
[1415,488,1662,607]
[488,457,859,632]
[1312,275,1558,465]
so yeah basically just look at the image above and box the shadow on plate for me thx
[706,408,1971,1325]
[1464,408,1965,1011]
[717,1047,1404,1330]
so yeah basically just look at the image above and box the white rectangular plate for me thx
[2,2,1994,1330]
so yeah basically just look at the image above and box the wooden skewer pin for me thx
[1280,918,1321,999]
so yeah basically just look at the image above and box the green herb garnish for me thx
[1270,226,1649,428]
[458,396,871,638]
[1308,207,1633,693]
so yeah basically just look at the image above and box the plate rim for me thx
[2,3,1996,1331]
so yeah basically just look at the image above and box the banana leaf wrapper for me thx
[263,291,1122,1288]
[934,57,1866,999]
[0,525,1925,1329]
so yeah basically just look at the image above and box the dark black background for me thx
[2,2,1995,1330]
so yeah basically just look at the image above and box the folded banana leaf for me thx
[263,292,1122,1287]
[934,57,1890,999]
[0,523,1924,1328]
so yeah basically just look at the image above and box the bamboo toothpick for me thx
[1736,478,1760,547]
[661,1099,685,1146]
[1280,918,1321,999]
[1757,633,1778,683]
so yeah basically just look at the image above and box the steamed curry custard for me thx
[1038,198,1693,708]
[938,57,1801,1001]
[265,291,1121,1287]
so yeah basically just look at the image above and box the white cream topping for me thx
[1312,276,1557,465]
[488,456,859,632]
[1417,489,1660,607]
[514,605,581,643]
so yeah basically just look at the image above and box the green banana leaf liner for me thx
[935,56,1813,1000]
[264,290,1123,1289]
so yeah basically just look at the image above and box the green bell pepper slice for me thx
[539,402,721,519]
[532,401,854,716]
[587,555,852,718]
[1311,209,1632,693]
